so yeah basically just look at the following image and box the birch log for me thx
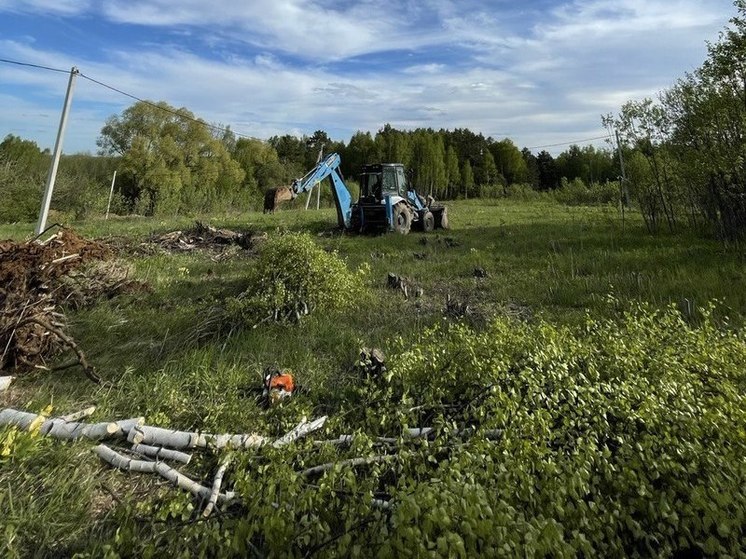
[93,445,234,502]
[0,408,142,441]
[302,455,393,477]
[127,424,267,450]
[272,416,328,448]
[131,444,192,464]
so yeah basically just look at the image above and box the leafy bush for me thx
[553,177,621,206]
[227,231,369,324]
[89,301,745,557]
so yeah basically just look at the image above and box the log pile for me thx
[0,228,147,381]
[0,406,328,516]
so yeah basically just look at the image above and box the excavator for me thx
[269,153,448,234]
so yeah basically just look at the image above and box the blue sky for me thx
[0,0,736,154]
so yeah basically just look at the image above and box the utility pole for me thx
[615,129,629,208]
[35,66,79,235]
[105,170,117,220]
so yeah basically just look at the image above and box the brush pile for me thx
[0,228,141,381]
[146,221,261,255]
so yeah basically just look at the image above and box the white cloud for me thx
[0,0,737,154]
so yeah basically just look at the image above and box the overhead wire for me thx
[1,56,612,150]
[0,56,258,141]
[526,135,611,150]
[0,57,70,74]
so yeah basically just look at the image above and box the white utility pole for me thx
[105,170,117,219]
[35,66,79,235]
[615,129,629,208]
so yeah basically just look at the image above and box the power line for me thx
[0,57,69,74]
[78,72,258,141]
[0,56,258,141]
[526,135,611,150]
[0,57,616,150]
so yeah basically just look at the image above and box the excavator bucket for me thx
[263,186,294,213]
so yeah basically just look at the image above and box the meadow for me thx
[1,200,744,557]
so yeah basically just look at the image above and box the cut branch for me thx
[0,408,142,441]
[203,454,233,518]
[93,445,234,503]
[302,455,393,477]
[273,416,328,448]
[131,444,192,464]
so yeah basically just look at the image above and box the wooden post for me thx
[105,170,117,220]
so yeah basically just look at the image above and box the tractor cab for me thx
[359,163,408,201]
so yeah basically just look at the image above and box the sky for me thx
[0,0,737,155]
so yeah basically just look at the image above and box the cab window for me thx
[382,168,398,195]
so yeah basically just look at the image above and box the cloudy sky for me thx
[0,0,736,154]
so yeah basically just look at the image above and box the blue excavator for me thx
[286,153,449,234]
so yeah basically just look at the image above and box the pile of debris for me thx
[143,222,262,258]
[0,227,143,381]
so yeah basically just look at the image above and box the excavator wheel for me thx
[392,203,412,234]
[422,211,435,233]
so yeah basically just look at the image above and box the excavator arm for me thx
[290,153,353,229]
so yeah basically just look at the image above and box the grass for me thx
[1,199,745,556]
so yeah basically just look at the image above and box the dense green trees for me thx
[608,0,746,239]
[98,101,244,215]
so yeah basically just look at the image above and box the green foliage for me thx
[226,231,369,324]
[553,177,621,206]
[98,101,245,216]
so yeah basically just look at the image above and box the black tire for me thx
[434,207,449,229]
[422,211,435,233]
[392,203,411,234]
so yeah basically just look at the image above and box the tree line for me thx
[0,111,620,221]
[607,0,746,241]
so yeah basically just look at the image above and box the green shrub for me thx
[226,231,369,324]
[553,178,621,206]
[93,301,746,557]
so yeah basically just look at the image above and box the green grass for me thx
[1,199,745,556]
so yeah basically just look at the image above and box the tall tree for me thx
[444,145,460,199]
[490,139,528,187]
[536,151,559,190]
[98,101,244,215]
[461,159,474,199]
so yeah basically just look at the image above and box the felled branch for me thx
[302,455,394,477]
[131,444,192,464]
[93,445,235,503]
[203,454,233,518]
[0,408,142,441]
[273,416,328,448]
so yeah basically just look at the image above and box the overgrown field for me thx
[1,200,745,557]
